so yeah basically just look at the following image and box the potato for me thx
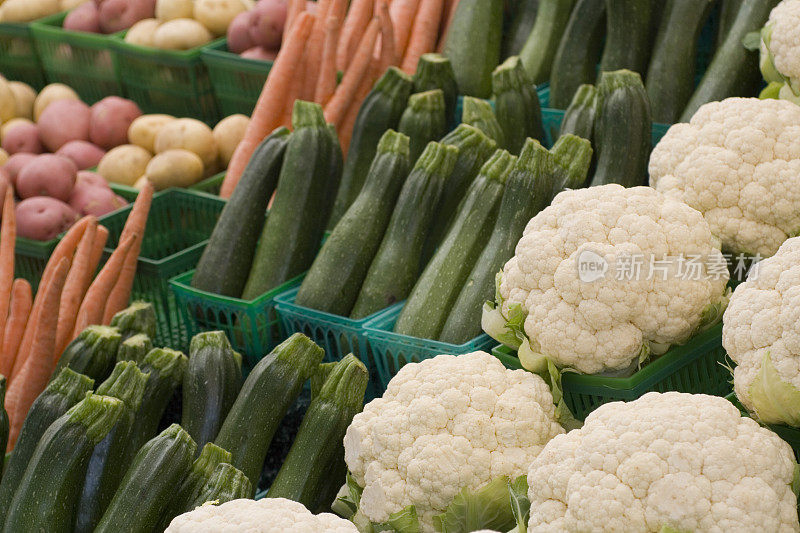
[226,10,254,54]
[17,154,78,201]
[16,197,80,241]
[2,152,36,186]
[61,0,89,10]
[64,1,101,32]
[124,18,160,46]
[76,170,111,189]
[56,140,106,170]
[33,84,80,122]
[249,0,286,50]
[1,123,43,155]
[0,78,16,124]
[37,99,92,152]
[0,149,8,168]
[98,144,152,185]
[240,46,277,61]
[98,0,156,34]
[155,0,193,21]
[153,18,213,50]
[0,0,61,23]
[8,82,35,120]
[89,96,143,150]
[69,180,127,216]
[194,0,247,36]
[154,118,218,173]
[1,118,33,143]
[213,114,249,167]
[145,149,204,190]
[128,113,175,152]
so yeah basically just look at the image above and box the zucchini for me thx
[0,377,7,481]
[681,0,777,121]
[187,463,252,509]
[492,56,546,154]
[350,142,458,319]
[394,149,514,340]
[462,96,505,147]
[95,424,196,533]
[551,134,594,193]
[115,333,152,364]
[440,140,555,344]
[718,0,746,48]
[589,70,651,188]
[109,302,156,341]
[182,331,243,450]
[520,0,577,84]
[646,0,714,123]
[398,90,448,163]
[442,0,504,98]
[3,394,123,533]
[549,0,606,109]
[75,362,148,533]
[54,325,121,383]
[0,369,93,524]
[242,101,336,300]
[413,53,459,123]
[560,84,599,141]
[322,124,345,230]
[600,0,653,75]
[330,68,413,228]
[297,131,411,316]
[192,128,291,298]
[503,0,540,58]
[268,354,367,506]
[214,333,324,491]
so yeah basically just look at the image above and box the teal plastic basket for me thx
[492,323,730,420]
[189,172,224,195]
[363,304,497,390]
[726,392,800,462]
[0,22,47,89]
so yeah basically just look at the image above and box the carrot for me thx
[0,279,31,379]
[88,225,109,280]
[0,187,16,354]
[330,0,347,25]
[72,233,136,337]
[436,0,460,52]
[389,0,420,58]
[102,182,154,325]
[302,0,332,101]
[376,0,397,71]
[314,16,342,104]
[281,49,309,128]
[221,12,316,198]
[336,0,373,72]
[5,257,70,449]
[284,0,306,46]
[325,18,380,127]
[401,0,444,74]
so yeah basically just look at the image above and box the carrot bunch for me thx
[221,0,455,198]
[0,182,154,451]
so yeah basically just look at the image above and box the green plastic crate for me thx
[492,323,730,420]
[725,392,800,462]
[201,40,272,117]
[111,36,222,124]
[189,172,224,195]
[100,188,225,349]
[0,22,47,89]
[363,304,497,390]
[31,12,124,103]
[169,270,304,369]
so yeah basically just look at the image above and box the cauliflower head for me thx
[649,97,800,257]
[488,184,729,375]
[526,392,800,532]
[343,351,563,532]
[723,236,800,425]
[760,0,800,102]
[165,498,358,533]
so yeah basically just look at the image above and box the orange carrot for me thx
[303,0,331,101]
[5,257,70,449]
[401,0,444,73]
[436,0,460,52]
[330,0,347,25]
[389,0,421,58]
[221,12,316,198]
[376,0,397,71]
[336,0,373,72]
[315,16,342,104]
[284,0,306,46]
[102,182,153,325]
[281,47,309,128]
[325,18,380,127]
[0,279,31,379]
[0,187,16,355]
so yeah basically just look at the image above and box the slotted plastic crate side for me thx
[189,172,225,195]
[0,22,46,89]
[201,40,272,117]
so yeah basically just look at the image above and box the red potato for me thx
[1,123,43,155]
[64,1,102,33]
[37,99,91,152]
[227,10,255,54]
[98,0,157,33]
[56,140,107,170]
[76,170,111,189]
[241,46,278,61]
[16,197,80,241]
[68,180,127,216]
[2,153,37,186]
[16,155,78,202]
[248,0,287,50]
[89,97,143,150]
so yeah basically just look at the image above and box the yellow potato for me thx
[153,18,213,50]
[213,114,249,168]
[144,149,204,190]
[194,0,247,36]
[128,114,175,152]
[0,0,60,23]
[125,18,161,48]
[60,0,87,9]
[0,78,16,123]
[154,118,218,174]
[155,0,193,22]
[98,145,152,186]
[0,148,8,166]
[0,117,33,142]
[33,84,80,122]
[8,81,35,120]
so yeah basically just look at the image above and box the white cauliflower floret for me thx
[343,351,563,532]
[165,498,358,532]
[723,236,800,425]
[492,184,729,374]
[760,0,800,101]
[650,97,800,257]
[526,392,800,532]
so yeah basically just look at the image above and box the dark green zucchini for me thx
[187,463,252,509]
[395,149,514,340]
[492,56,546,154]
[54,325,121,383]
[108,302,156,341]
[0,369,93,524]
[0,377,7,483]
[520,0,577,84]
[600,0,653,75]
[440,140,555,344]
[330,68,413,228]
[95,424,196,533]
[462,97,505,147]
[413,53,459,123]
[322,124,345,231]
[3,394,123,533]
[551,134,595,193]
[589,70,651,188]
[296,130,411,316]
[398,90,448,163]
[192,128,291,298]
[351,142,458,319]
[717,0,746,48]
[560,84,599,141]
[182,331,243,451]
[549,0,606,109]
[503,0,540,58]
[115,333,152,364]
[214,333,324,491]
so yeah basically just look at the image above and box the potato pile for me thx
[227,0,290,61]
[0,0,83,23]
[62,0,157,34]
